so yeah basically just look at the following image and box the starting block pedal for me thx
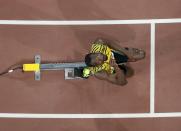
[64,68,85,80]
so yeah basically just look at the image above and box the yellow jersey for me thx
[89,43,113,74]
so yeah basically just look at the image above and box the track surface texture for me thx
[0,0,181,131]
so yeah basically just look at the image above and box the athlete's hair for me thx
[85,53,97,67]
[85,54,93,66]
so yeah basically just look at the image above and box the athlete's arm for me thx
[94,70,127,86]
[94,62,127,86]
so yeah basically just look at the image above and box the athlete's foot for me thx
[125,48,146,62]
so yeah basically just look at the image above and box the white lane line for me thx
[1,113,181,118]
[0,18,181,25]
[150,23,156,113]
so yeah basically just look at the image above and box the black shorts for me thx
[112,50,128,64]
[112,51,128,74]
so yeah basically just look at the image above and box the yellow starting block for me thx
[23,64,40,72]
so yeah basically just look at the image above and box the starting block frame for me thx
[23,55,87,81]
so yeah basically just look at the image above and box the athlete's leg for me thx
[118,64,134,78]
[116,47,146,62]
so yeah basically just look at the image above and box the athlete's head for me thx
[85,53,108,67]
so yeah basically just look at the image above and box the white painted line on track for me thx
[0,18,181,25]
[1,113,181,118]
[150,23,156,113]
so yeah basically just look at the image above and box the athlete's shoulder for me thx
[93,38,110,45]
[91,39,108,48]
